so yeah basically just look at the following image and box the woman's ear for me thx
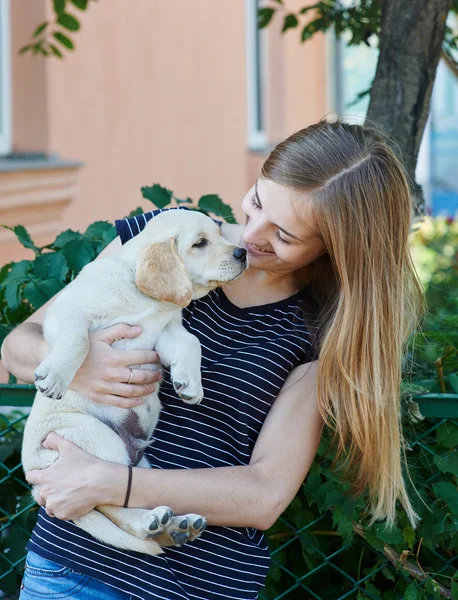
[136,236,193,307]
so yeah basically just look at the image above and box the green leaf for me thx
[433,481,458,516]
[449,372,458,393]
[19,44,33,55]
[49,44,64,58]
[436,421,458,448]
[33,21,49,38]
[51,229,82,249]
[84,221,115,240]
[141,184,173,209]
[402,525,416,549]
[451,572,458,599]
[425,577,441,600]
[2,225,40,253]
[61,239,95,274]
[31,253,69,283]
[257,8,275,29]
[70,0,89,9]
[282,14,299,33]
[53,31,74,50]
[23,278,64,309]
[404,581,421,600]
[175,197,194,205]
[434,451,458,476]
[374,523,403,545]
[57,13,80,32]
[198,195,237,224]
[53,0,66,14]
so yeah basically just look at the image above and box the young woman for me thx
[2,119,424,600]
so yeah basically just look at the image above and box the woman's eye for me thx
[193,239,208,248]
[275,230,291,245]
[249,194,261,210]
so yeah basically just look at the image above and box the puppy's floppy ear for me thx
[136,236,193,307]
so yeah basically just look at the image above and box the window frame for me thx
[245,0,268,151]
[0,0,12,156]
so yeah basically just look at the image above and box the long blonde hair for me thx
[261,120,425,528]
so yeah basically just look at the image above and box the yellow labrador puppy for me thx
[22,209,247,556]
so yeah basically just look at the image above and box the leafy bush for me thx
[261,216,458,600]
[1,199,457,599]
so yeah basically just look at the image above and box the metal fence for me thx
[1,385,458,600]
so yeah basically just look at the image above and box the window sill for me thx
[0,153,83,245]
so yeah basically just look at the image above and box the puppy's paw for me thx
[34,358,73,399]
[150,513,207,547]
[126,506,174,540]
[171,365,204,405]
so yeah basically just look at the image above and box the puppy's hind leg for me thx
[34,304,89,399]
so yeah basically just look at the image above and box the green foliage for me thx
[258,1,458,90]
[260,217,458,599]
[19,0,94,58]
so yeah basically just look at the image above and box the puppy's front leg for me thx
[34,302,89,399]
[156,319,203,405]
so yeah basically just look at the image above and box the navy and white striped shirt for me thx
[27,207,317,600]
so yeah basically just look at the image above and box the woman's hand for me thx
[68,324,162,408]
[25,433,111,520]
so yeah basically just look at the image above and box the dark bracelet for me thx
[123,465,133,508]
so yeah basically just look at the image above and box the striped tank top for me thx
[27,207,317,600]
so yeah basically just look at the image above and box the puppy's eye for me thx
[193,239,208,249]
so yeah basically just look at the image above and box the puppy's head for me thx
[135,210,247,307]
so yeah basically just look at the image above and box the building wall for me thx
[1,0,328,263]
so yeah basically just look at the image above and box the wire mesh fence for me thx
[1,386,458,600]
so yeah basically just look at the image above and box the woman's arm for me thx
[1,236,161,407]
[27,361,324,530]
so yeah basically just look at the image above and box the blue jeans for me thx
[20,551,133,599]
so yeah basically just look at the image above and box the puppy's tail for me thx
[73,510,163,556]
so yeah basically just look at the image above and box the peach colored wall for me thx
[45,0,248,229]
[4,0,328,264]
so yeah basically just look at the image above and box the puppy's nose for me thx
[233,247,247,261]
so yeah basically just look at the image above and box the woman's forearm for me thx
[1,323,49,383]
[97,460,275,530]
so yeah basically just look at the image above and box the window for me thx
[0,0,12,156]
[245,0,267,150]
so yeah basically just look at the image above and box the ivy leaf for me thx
[282,14,299,33]
[258,8,275,29]
[434,450,458,476]
[449,373,458,393]
[84,221,115,240]
[436,421,458,448]
[57,13,80,32]
[424,577,441,600]
[33,22,49,38]
[374,522,403,545]
[432,482,458,516]
[53,0,66,14]
[51,229,82,250]
[70,0,89,8]
[23,278,64,309]
[2,225,40,253]
[31,253,69,283]
[53,31,75,50]
[404,581,421,600]
[141,184,173,209]
[198,195,237,224]
[61,239,95,275]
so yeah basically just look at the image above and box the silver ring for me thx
[127,368,134,385]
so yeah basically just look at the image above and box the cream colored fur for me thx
[22,210,246,555]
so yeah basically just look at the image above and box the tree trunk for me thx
[366,0,452,213]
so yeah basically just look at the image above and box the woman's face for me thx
[240,177,327,275]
